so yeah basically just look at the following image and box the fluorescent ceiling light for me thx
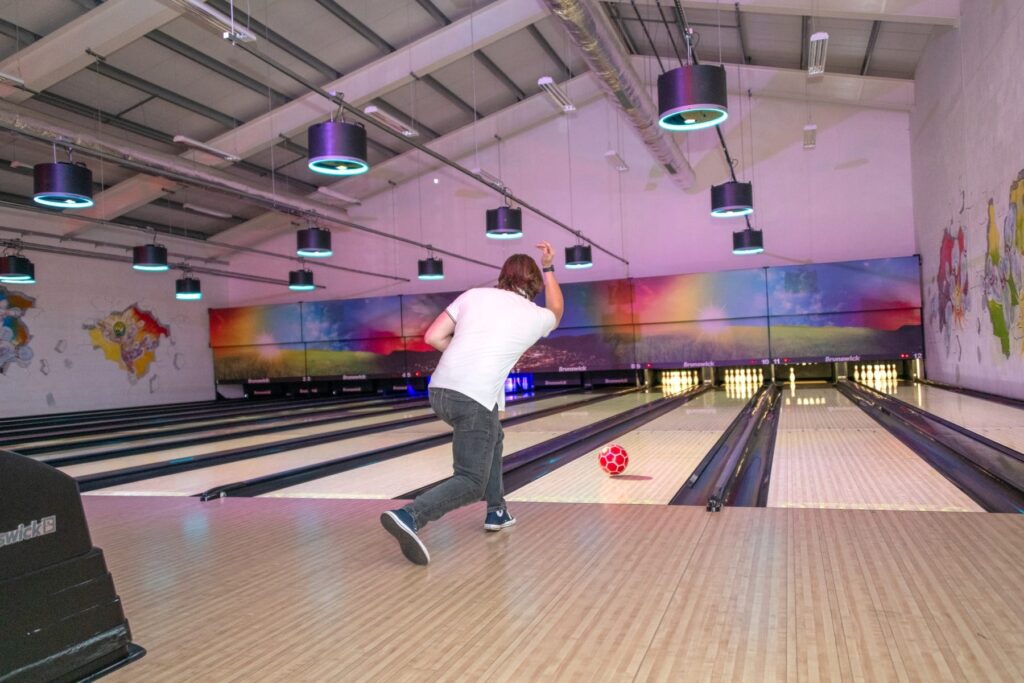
[0,72,25,87]
[803,124,817,150]
[173,135,242,162]
[316,186,361,205]
[604,150,628,172]
[808,32,829,76]
[363,105,419,138]
[538,76,575,113]
[166,0,258,42]
[183,202,233,218]
[471,168,506,191]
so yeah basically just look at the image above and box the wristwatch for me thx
[542,265,555,273]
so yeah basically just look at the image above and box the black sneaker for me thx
[380,509,430,565]
[484,507,517,532]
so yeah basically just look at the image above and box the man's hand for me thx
[536,241,555,268]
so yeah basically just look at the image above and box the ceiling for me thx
[0,0,950,260]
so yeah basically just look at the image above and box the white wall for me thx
[1,250,223,417]
[226,87,915,305]
[911,1,1024,399]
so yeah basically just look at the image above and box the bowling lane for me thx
[12,399,395,451]
[894,383,1024,454]
[58,405,436,477]
[767,386,983,512]
[507,388,748,505]
[83,392,600,496]
[264,391,665,499]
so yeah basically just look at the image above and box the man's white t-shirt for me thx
[428,287,557,411]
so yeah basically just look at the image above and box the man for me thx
[380,242,564,565]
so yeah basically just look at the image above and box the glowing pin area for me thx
[661,369,700,396]
[853,363,900,395]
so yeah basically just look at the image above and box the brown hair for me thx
[497,254,543,300]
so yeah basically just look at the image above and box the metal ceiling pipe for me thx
[540,0,696,190]
[3,239,310,288]
[0,101,499,272]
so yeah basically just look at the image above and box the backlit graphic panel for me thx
[767,257,922,315]
[635,318,770,367]
[400,291,460,338]
[302,296,402,341]
[209,304,302,347]
[305,338,407,378]
[769,309,924,361]
[212,343,306,381]
[546,278,634,328]
[632,269,768,324]
[514,325,635,373]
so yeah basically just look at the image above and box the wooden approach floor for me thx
[85,496,1024,682]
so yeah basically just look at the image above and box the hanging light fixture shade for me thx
[732,228,765,255]
[132,244,169,272]
[288,268,316,291]
[0,254,34,282]
[33,162,94,208]
[307,121,369,176]
[485,206,523,240]
[418,256,444,280]
[21,261,36,284]
[296,226,333,257]
[711,181,753,218]
[565,244,593,269]
[175,276,202,300]
[657,65,728,131]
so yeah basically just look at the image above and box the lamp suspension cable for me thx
[224,34,628,265]
[670,0,753,231]
[655,1,685,68]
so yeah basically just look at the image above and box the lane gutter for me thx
[838,380,1024,513]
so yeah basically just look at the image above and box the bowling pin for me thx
[789,367,796,383]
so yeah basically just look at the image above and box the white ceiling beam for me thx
[220,60,913,254]
[635,58,915,111]
[0,0,181,103]
[67,0,547,234]
[210,73,606,256]
[623,0,959,26]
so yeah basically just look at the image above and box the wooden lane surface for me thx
[264,392,662,499]
[59,406,435,478]
[11,402,390,451]
[768,387,983,512]
[895,383,1024,454]
[81,393,597,497]
[508,390,747,505]
[84,497,1024,682]
[33,404,401,460]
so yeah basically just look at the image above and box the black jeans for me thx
[405,387,505,529]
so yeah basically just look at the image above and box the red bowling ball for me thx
[598,443,629,476]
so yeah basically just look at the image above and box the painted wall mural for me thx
[0,285,35,374]
[933,224,969,358]
[983,172,1024,358]
[84,304,169,380]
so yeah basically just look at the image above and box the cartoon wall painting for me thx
[934,224,969,358]
[0,285,35,374]
[982,171,1024,358]
[85,304,169,380]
